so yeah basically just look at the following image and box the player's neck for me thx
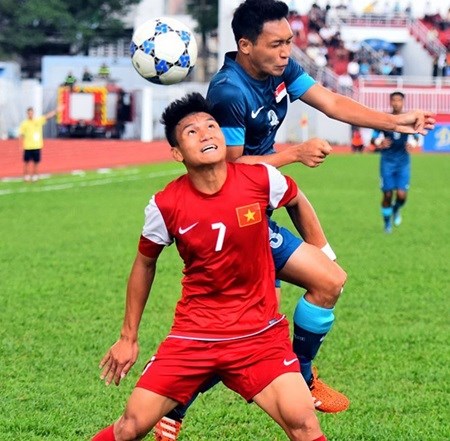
[235,52,268,81]
[188,162,228,195]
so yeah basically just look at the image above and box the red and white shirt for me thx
[139,162,297,340]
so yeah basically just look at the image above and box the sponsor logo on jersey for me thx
[236,203,262,227]
[274,81,287,103]
[283,358,298,366]
[251,106,264,118]
[178,222,199,235]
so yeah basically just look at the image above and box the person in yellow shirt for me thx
[18,107,57,182]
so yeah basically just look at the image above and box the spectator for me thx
[337,72,353,89]
[404,2,412,18]
[82,67,93,82]
[379,52,393,75]
[351,127,365,153]
[391,51,404,75]
[289,12,306,47]
[63,71,76,87]
[98,63,110,80]
[347,57,360,79]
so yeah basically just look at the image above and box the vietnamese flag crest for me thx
[236,203,262,227]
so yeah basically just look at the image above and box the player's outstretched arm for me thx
[226,138,332,168]
[285,187,328,249]
[301,83,435,135]
[99,252,157,386]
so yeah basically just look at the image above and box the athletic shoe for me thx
[393,211,402,227]
[310,367,350,413]
[384,222,392,234]
[154,416,182,441]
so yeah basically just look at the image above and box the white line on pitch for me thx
[0,169,183,196]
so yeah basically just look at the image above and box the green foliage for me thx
[0,0,139,62]
[0,155,449,440]
[186,0,219,35]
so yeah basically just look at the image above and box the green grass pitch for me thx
[0,153,449,440]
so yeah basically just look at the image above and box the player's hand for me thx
[394,110,435,135]
[99,337,139,386]
[294,138,332,168]
[379,138,392,149]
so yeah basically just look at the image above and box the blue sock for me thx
[381,206,393,227]
[165,375,221,421]
[293,296,335,384]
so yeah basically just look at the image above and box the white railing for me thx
[329,12,410,28]
[290,45,353,96]
[407,19,447,57]
[357,75,450,88]
[355,86,450,114]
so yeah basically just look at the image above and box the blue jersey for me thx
[206,52,316,156]
[372,128,418,192]
[372,129,417,164]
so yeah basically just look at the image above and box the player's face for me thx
[27,109,34,119]
[173,112,226,166]
[243,19,293,79]
[390,95,404,114]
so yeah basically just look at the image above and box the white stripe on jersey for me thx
[167,315,286,342]
[261,163,290,209]
[142,196,173,246]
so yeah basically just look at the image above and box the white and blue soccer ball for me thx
[130,17,198,85]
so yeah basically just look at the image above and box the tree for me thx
[186,0,219,80]
[0,0,140,77]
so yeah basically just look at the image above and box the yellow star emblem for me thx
[244,209,256,222]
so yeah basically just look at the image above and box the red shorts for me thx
[136,319,299,404]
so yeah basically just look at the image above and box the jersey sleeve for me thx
[371,130,381,139]
[138,195,173,258]
[285,58,316,102]
[261,163,298,209]
[207,83,246,146]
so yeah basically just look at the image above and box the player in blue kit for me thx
[154,1,435,439]
[370,92,419,233]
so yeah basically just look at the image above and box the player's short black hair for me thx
[232,0,289,44]
[390,91,405,99]
[160,92,214,147]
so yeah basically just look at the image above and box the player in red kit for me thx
[91,93,330,441]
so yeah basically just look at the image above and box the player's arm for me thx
[285,188,328,249]
[226,139,332,168]
[301,83,435,135]
[266,165,335,259]
[99,251,157,386]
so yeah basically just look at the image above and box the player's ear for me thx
[171,147,184,163]
[238,38,252,55]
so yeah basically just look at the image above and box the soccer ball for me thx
[130,17,198,85]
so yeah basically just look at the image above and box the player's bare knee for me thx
[286,412,321,441]
[115,415,146,441]
[320,265,347,304]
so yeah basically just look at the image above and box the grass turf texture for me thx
[0,154,448,440]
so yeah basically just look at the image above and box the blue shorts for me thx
[268,219,303,287]
[380,159,410,192]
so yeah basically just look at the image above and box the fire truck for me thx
[56,81,132,138]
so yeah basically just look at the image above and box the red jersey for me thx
[139,162,297,340]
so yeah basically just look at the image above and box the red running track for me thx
[0,139,174,178]
[0,139,354,179]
